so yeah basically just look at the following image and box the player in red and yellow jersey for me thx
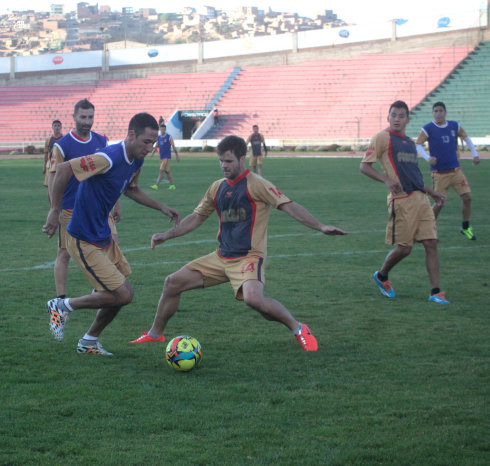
[360,100,449,304]
[131,135,347,351]
[43,120,63,198]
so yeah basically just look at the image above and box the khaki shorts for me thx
[66,233,131,291]
[59,210,118,249]
[187,251,265,301]
[249,155,263,167]
[386,191,437,247]
[159,158,171,171]
[432,168,471,197]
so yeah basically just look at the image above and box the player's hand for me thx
[430,191,446,207]
[42,209,60,238]
[321,225,348,236]
[163,207,181,225]
[386,179,403,195]
[429,156,437,166]
[472,156,480,165]
[151,233,167,249]
[112,205,122,223]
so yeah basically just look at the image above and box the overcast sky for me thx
[2,0,486,25]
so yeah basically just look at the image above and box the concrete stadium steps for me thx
[408,41,490,137]
[88,71,231,139]
[0,84,97,142]
[213,46,473,139]
[0,47,480,143]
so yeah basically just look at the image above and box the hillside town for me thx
[0,3,344,56]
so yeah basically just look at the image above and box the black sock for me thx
[431,288,440,296]
[462,221,469,230]
[57,294,66,299]
[377,271,388,282]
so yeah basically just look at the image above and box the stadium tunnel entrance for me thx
[179,110,208,139]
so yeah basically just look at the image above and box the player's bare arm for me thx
[171,138,180,161]
[42,161,74,238]
[124,185,181,224]
[360,162,403,194]
[151,213,207,249]
[425,186,446,207]
[278,202,348,235]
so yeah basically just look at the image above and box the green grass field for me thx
[1,156,489,465]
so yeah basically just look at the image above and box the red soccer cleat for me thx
[130,332,165,343]
[295,323,318,351]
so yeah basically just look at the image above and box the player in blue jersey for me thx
[415,102,481,240]
[361,101,449,304]
[149,123,179,190]
[43,113,181,355]
[131,135,347,351]
[246,125,268,176]
[48,99,121,300]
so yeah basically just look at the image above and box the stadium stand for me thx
[408,41,490,138]
[0,84,96,142]
[0,45,483,145]
[89,71,231,138]
[211,46,475,140]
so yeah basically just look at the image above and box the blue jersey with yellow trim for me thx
[67,142,143,245]
[54,131,108,210]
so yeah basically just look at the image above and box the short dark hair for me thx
[128,112,158,136]
[389,100,409,116]
[217,135,247,159]
[74,98,94,114]
[432,101,446,111]
[160,124,166,129]
[52,120,61,125]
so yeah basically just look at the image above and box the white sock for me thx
[292,323,302,335]
[82,333,98,341]
[63,299,74,312]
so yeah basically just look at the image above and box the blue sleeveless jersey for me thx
[67,142,144,245]
[422,120,460,172]
[55,131,108,210]
[157,133,172,159]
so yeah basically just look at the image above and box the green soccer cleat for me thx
[460,227,476,240]
[168,185,176,190]
[150,184,159,190]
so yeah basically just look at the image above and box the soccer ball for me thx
[165,335,202,372]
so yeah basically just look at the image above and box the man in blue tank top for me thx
[149,124,179,190]
[416,102,480,240]
[43,113,181,355]
[47,99,115,301]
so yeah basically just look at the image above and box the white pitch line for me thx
[1,243,488,273]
